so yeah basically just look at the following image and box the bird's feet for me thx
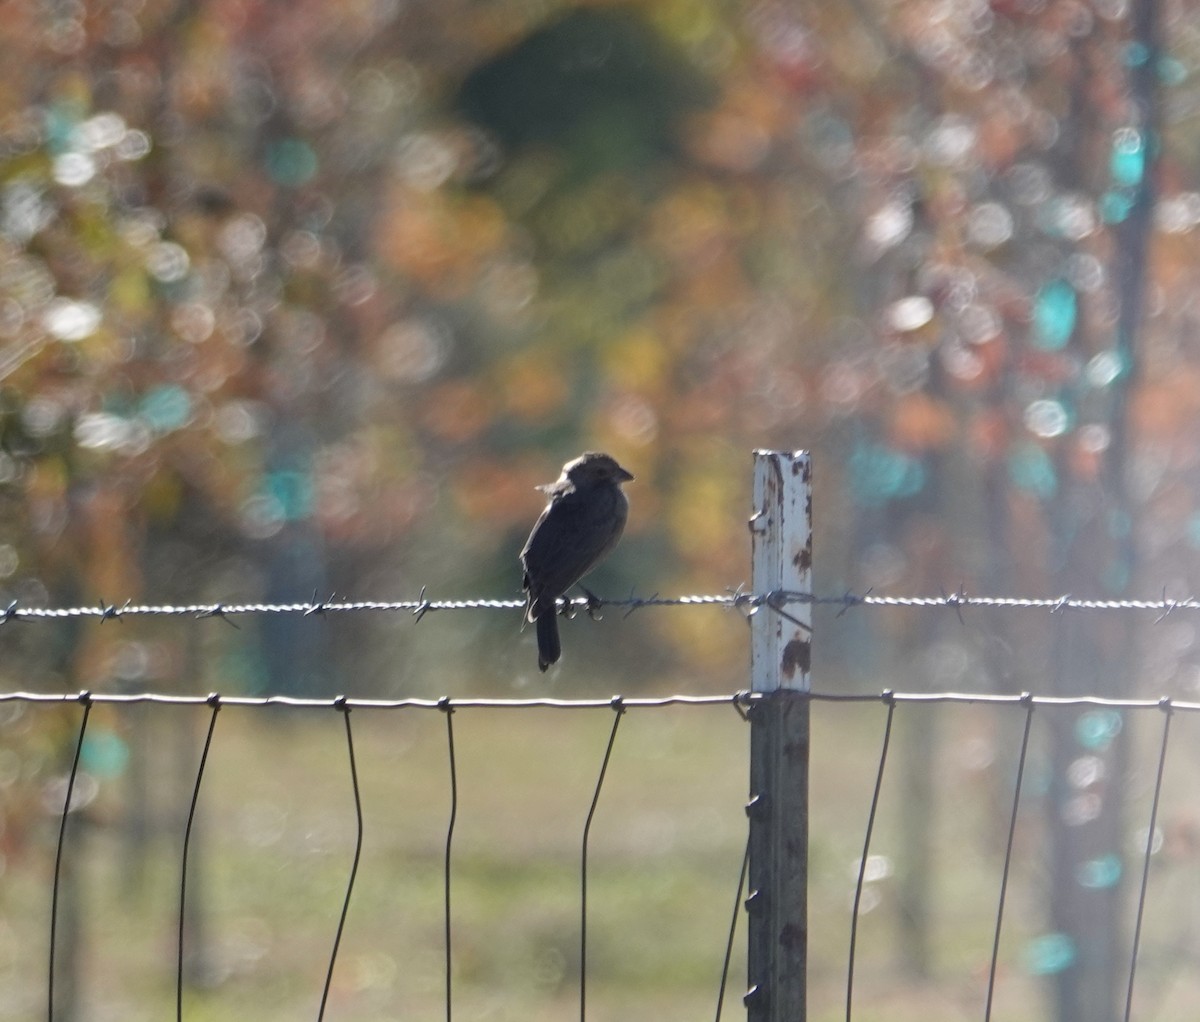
[579,586,603,620]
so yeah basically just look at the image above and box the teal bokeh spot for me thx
[1076,709,1122,750]
[1110,132,1145,187]
[848,443,926,507]
[1124,42,1150,67]
[1101,190,1134,223]
[1032,279,1076,350]
[1186,513,1200,549]
[44,103,82,155]
[1077,854,1122,889]
[140,385,192,432]
[266,138,318,187]
[1008,444,1057,499]
[81,729,130,778]
[1024,933,1077,976]
[266,469,314,521]
[1158,56,1187,86]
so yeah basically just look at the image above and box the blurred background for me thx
[3,0,1200,1019]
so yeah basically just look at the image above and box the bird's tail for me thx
[535,606,561,672]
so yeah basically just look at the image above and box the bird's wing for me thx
[520,487,625,599]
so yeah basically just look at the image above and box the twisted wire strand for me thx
[4,587,1200,625]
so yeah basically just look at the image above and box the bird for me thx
[520,452,634,671]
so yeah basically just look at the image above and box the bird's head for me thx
[563,451,634,487]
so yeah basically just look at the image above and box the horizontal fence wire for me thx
[4,587,1200,625]
[7,689,1200,711]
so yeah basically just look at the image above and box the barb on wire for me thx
[440,697,457,1022]
[49,691,92,1022]
[317,698,364,1022]
[1124,697,1173,1022]
[580,698,625,1022]
[304,590,336,617]
[178,695,221,1022]
[983,694,1035,1022]
[846,691,895,1022]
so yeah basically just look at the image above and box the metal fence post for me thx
[746,450,812,1021]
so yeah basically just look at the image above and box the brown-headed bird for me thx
[520,452,634,671]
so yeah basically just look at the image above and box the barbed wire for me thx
[3,586,1200,626]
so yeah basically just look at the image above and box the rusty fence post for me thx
[746,450,812,1022]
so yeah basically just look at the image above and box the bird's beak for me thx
[617,467,634,482]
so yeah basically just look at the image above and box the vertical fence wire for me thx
[1124,697,1173,1022]
[316,699,364,1022]
[983,694,1035,1022]
[440,697,458,1022]
[48,691,92,1022]
[580,698,625,1022]
[845,691,895,1022]
[177,695,221,1022]
[713,835,750,1022]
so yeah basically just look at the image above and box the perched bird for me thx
[520,452,634,671]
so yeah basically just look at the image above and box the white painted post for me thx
[750,450,813,693]
[746,450,812,1022]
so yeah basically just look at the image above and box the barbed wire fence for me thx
[4,451,1200,1021]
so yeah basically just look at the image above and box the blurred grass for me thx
[5,697,1200,1020]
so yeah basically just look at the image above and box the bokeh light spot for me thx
[43,298,101,341]
[266,138,319,187]
[849,442,926,506]
[1024,933,1077,975]
[1023,398,1070,438]
[1110,128,1145,187]
[967,202,1013,248]
[1032,279,1076,350]
[1075,709,1122,750]
[140,385,192,432]
[1077,854,1122,889]
[52,152,96,187]
[1008,444,1057,498]
[81,729,130,778]
[146,242,190,283]
[1084,350,1125,388]
[886,295,934,333]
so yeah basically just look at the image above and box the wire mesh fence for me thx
[3,591,1200,1020]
